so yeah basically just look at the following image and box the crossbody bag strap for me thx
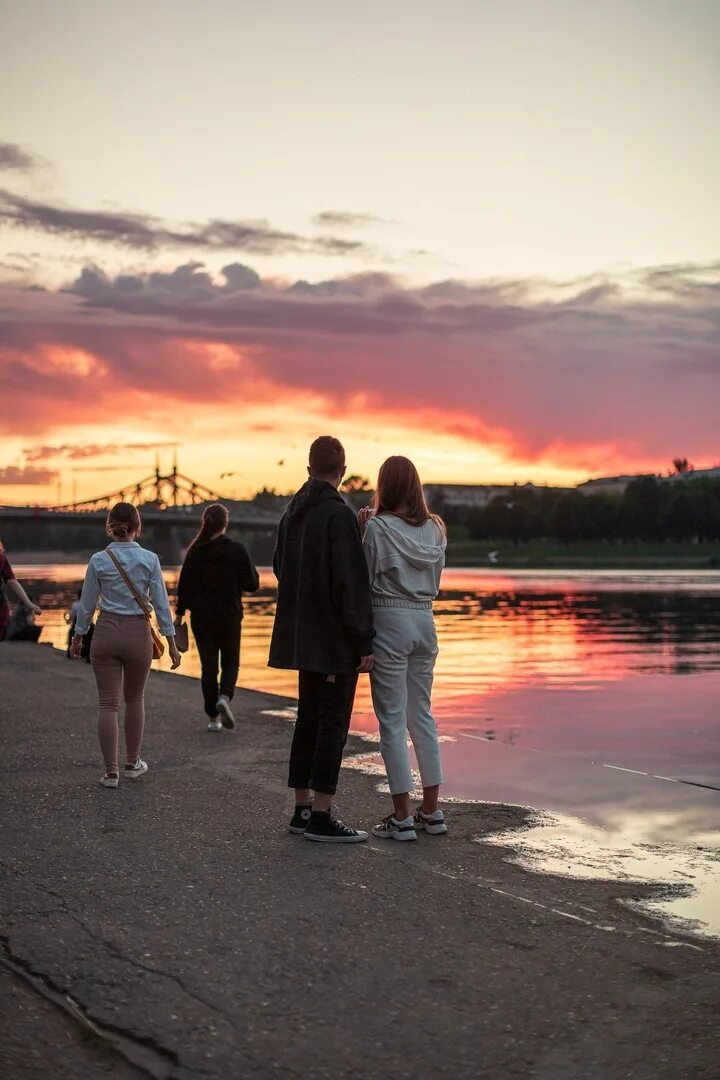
[106,548,151,620]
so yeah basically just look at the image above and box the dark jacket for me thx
[268,479,375,674]
[176,535,259,618]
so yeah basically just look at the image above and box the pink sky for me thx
[1,2,718,504]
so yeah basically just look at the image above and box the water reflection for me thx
[14,564,720,937]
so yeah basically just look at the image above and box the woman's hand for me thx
[357,505,374,537]
[70,634,83,658]
[27,603,42,616]
[168,640,182,670]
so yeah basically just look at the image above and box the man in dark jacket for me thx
[269,435,374,843]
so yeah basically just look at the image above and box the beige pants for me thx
[90,612,152,772]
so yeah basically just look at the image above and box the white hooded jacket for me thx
[362,514,446,606]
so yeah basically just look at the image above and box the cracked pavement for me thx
[1,644,719,1079]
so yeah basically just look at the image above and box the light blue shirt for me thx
[75,542,175,637]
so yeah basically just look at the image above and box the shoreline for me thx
[446,554,720,569]
[2,644,718,1078]
[10,641,720,945]
[21,636,720,945]
[8,548,720,570]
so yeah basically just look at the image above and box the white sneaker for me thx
[100,772,119,788]
[414,808,447,835]
[207,719,222,732]
[372,814,417,841]
[216,695,235,730]
[124,758,148,781]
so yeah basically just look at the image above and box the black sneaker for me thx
[289,802,313,834]
[304,810,369,844]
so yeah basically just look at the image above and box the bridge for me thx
[50,458,239,513]
[0,462,285,562]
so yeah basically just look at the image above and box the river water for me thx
[14,564,720,939]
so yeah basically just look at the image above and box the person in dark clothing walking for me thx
[176,504,259,731]
[269,436,375,843]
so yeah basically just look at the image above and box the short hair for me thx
[308,435,345,477]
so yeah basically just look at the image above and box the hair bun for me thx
[106,501,141,540]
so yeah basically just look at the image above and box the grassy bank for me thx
[445,527,720,568]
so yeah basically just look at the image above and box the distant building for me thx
[576,475,646,496]
[424,482,562,510]
[670,466,720,482]
[578,465,720,496]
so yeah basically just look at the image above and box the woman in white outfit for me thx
[360,456,447,841]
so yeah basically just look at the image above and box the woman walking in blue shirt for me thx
[72,502,181,788]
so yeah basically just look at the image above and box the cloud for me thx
[0,259,718,473]
[69,464,147,473]
[23,441,179,462]
[640,262,720,304]
[0,464,58,485]
[0,189,371,257]
[312,211,393,229]
[0,142,43,173]
[64,261,544,337]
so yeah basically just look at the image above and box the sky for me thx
[0,0,718,506]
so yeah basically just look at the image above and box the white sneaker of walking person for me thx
[100,772,119,789]
[124,758,148,780]
[207,718,222,732]
[216,695,235,729]
[413,808,447,835]
[372,814,418,841]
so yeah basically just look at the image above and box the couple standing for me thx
[270,435,447,843]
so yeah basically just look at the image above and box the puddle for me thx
[482,807,720,939]
[343,737,720,941]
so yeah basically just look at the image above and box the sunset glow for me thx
[1,2,718,505]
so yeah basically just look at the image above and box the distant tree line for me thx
[464,476,720,545]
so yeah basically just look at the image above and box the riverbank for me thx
[445,532,720,568]
[1,645,718,1079]
[9,539,720,570]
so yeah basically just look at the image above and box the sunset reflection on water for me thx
[25,566,720,774]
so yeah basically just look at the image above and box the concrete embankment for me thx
[1,645,718,1079]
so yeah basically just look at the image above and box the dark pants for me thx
[191,611,242,718]
[288,670,359,796]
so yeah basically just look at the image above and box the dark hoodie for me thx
[176,535,259,618]
[269,479,375,674]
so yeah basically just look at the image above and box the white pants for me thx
[370,604,443,795]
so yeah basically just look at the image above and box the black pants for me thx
[288,670,359,796]
[191,611,242,718]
